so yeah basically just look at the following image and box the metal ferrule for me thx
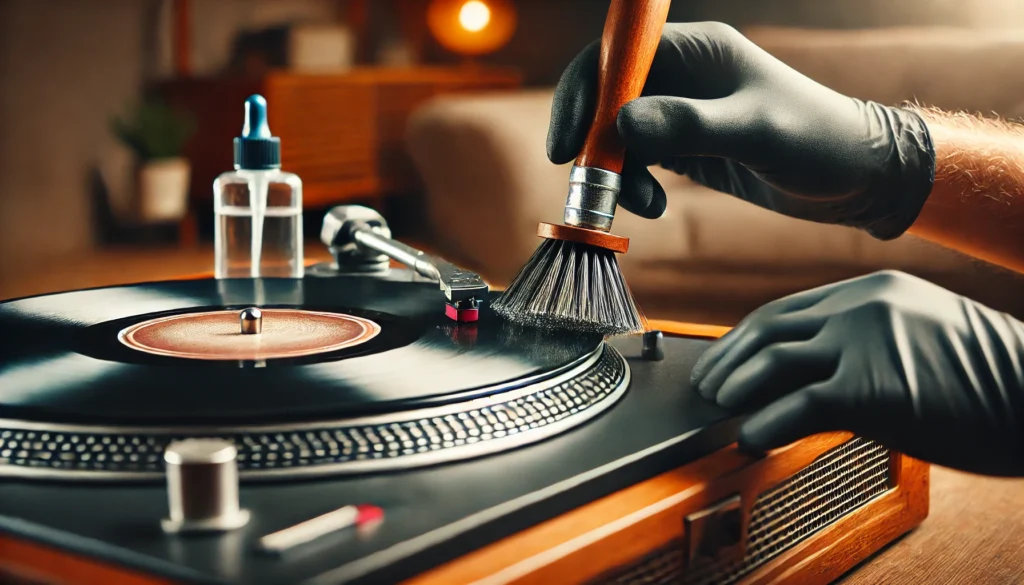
[564,165,622,232]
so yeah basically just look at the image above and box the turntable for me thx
[0,207,928,584]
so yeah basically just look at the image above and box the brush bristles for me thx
[491,238,647,335]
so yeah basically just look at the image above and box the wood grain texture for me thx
[749,453,929,585]
[404,433,925,585]
[265,73,377,188]
[155,67,521,213]
[576,0,671,173]
[536,222,630,253]
[838,465,1024,585]
[0,535,174,585]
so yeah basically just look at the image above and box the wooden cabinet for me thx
[157,67,521,240]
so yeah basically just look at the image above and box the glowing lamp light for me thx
[459,1,491,32]
[428,0,517,57]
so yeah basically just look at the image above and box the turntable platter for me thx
[0,277,605,425]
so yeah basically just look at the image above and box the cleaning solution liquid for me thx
[214,95,303,279]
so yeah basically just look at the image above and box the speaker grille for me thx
[591,438,892,585]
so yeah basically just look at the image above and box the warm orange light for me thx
[428,0,516,57]
[458,1,491,32]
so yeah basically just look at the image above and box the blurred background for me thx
[2,0,1024,324]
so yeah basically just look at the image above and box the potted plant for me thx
[111,100,196,223]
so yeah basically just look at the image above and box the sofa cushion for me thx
[407,90,690,284]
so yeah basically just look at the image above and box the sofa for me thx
[406,26,1024,325]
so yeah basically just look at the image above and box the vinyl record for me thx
[0,276,603,425]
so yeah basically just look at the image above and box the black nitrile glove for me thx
[548,22,936,240]
[691,270,1024,477]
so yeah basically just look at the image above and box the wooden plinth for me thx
[0,322,929,585]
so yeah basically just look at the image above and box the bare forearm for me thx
[907,107,1024,273]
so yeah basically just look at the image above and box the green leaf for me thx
[110,99,196,161]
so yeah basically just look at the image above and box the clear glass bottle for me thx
[214,95,303,279]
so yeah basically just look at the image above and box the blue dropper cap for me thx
[233,95,281,170]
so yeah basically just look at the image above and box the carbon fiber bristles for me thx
[491,238,647,335]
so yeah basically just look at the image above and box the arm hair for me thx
[905,104,1024,273]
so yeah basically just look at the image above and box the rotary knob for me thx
[161,438,250,534]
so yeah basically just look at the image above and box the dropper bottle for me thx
[214,95,303,279]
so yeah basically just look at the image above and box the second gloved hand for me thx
[548,22,936,240]
[691,270,1024,477]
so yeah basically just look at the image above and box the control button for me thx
[161,438,250,534]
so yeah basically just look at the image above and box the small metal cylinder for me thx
[642,330,664,361]
[564,165,622,232]
[239,307,262,335]
[161,438,250,534]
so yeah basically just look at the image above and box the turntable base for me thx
[0,320,928,585]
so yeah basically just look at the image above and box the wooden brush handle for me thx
[575,0,672,174]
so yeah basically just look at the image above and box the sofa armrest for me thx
[406,90,690,285]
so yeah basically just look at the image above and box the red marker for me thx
[256,504,383,554]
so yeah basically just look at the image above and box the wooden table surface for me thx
[839,466,1024,585]
[3,245,1024,584]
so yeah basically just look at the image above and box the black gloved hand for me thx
[690,270,1024,477]
[548,22,936,240]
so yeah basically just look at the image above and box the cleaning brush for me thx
[492,0,672,335]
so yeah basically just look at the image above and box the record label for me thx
[118,308,381,361]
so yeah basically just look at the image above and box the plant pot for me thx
[137,157,191,223]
